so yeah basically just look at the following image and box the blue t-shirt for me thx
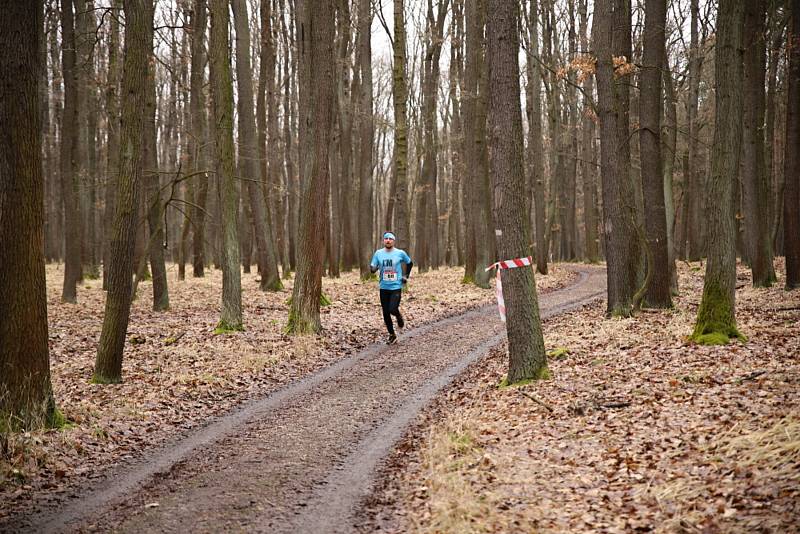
[370,248,412,290]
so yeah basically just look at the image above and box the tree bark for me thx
[687,0,705,260]
[691,0,745,343]
[287,0,335,334]
[0,0,57,429]
[593,0,641,317]
[487,0,547,384]
[639,0,672,307]
[209,0,243,331]
[93,0,150,383]
[785,0,800,288]
[189,0,208,278]
[235,0,281,291]
[60,0,83,303]
[391,0,410,251]
[357,0,375,279]
[143,14,169,311]
[103,0,121,290]
[741,0,777,287]
[578,0,599,264]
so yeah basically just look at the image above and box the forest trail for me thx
[9,266,605,534]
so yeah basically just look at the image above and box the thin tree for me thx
[209,0,243,331]
[287,0,335,334]
[391,0,410,251]
[0,0,57,429]
[233,0,281,291]
[357,0,375,280]
[639,0,672,307]
[60,0,83,303]
[691,0,745,344]
[189,0,208,278]
[785,0,800,288]
[524,0,549,275]
[93,0,151,383]
[578,0,599,264]
[487,0,548,383]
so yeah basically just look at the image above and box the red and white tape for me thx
[485,256,533,323]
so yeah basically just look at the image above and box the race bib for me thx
[384,269,397,282]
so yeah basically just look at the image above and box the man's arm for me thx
[370,264,379,273]
[402,258,413,283]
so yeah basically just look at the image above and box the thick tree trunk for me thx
[487,0,547,384]
[60,0,82,303]
[287,0,335,334]
[785,0,800,288]
[593,0,641,317]
[0,0,57,428]
[691,0,745,344]
[93,0,150,383]
[741,0,777,287]
[209,0,242,331]
[639,0,672,308]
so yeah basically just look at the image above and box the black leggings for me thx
[379,289,403,335]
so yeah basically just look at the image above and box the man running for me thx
[370,232,413,344]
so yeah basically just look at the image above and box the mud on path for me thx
[5,266,605,534]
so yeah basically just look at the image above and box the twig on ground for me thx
[739,370,767,382]
[519,390,555,413]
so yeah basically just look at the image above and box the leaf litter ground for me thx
[0,263,574,517]
[362,260,800,534]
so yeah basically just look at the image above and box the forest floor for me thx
[360,260,800,534]
[0,262,574,525]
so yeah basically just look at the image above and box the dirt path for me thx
[5,266,605,534]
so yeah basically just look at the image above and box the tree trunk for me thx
[487,0,547,384]
[103,0,121,290]
[578,0,598,264]
[209,0,242,331]
[662,52,679,293]
[93,0,150,383]
[593,0,641,317]
[60,0,82,303]
[287,0,335,334]
[741,0,777,287]
[785,0,800,289]
[144,15,169,312]
[463,0,492,287]
[691,0,745,344]
[189,0,208,278]
[357,0,375,279]
[526,0,548,274]
[639,0,672,308]
[391,0,410,251]
[687,0,705,260]
[0,0,57,429]
[235,0,281,291]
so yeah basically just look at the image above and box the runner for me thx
[370,232,413,344]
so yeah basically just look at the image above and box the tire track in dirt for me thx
[5,266,605,534]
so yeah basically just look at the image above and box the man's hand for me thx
[402,276,408,285]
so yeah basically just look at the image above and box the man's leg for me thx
[380,289,396,336]
[389,289,404,329]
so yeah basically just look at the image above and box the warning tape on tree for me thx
[484,256,533,323]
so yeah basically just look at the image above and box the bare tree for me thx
[785,0,800,288]
[0,0,57,428]
[691,0,745,344]
[287,0,335,334]
[487,0,547,383]
[93,0,151,383]
[209,0,243,331]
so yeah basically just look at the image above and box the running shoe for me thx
[387,333,398,345]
